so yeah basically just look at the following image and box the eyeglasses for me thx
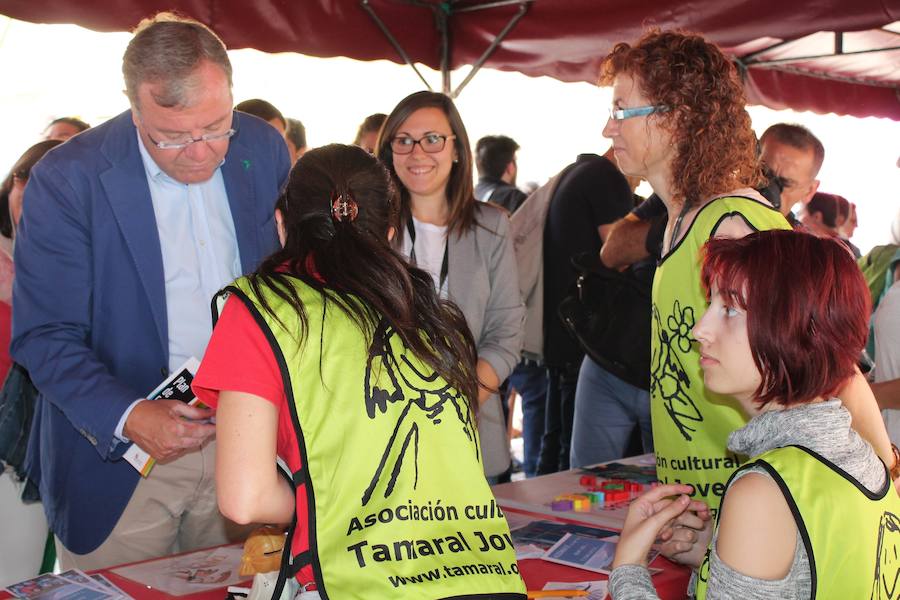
[144,127,236,150]
[12,169,29,182]
[390,134,455,155]
[608,105,670,121]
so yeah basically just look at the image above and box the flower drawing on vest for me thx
[872,511,900,599]
[360,319,478,507]
[651,304,703,441]
[667,300,695,354]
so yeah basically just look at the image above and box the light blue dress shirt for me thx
[115,131,241,440]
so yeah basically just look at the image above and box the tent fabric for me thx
[2,0,899,119]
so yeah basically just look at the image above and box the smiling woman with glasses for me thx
[376,91,524,485]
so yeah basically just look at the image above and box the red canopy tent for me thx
[2,0,899,119]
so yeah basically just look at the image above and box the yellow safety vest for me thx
[695,445,900,599]
[224,276,526,600]
[650,195,789,512]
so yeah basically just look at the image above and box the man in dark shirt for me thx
[474,135,527,214]
[539,151,633,474]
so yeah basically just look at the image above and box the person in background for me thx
[538,148,633,474]
[0,139,61,587]
[285,117,307,163]
[611,230,898,599]
[353,112,386,154]
[474,135,527,214]
[195,144,526,599]
[835,195,861,258]
[11,12,290,569]
[235,98,287,137]
[799,191,861,258]
[569,151,655,469]
[42,117,90,141]
[599,29,891,537]
[376,91,523,484]
[758,123,823,226]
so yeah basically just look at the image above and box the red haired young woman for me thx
[611,230,900,599]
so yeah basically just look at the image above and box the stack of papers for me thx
[6,570,131,599]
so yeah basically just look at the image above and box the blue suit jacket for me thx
[10,110,289,553]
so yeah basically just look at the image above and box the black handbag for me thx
[0,362,41,501]
[557,252,653,390]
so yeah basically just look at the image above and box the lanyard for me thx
[667,200,694,255]
[406,216,449,291]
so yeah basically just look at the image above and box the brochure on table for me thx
[109,544,248,596]
[5,569,131,599]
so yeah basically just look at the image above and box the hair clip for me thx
[331,191,359,223]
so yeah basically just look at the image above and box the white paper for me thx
[542,580,609,600]
[110,544,248,596]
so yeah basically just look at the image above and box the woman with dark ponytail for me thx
[193,144,526,600]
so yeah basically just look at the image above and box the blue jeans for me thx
[570,356,653,468]
[537,363,580,475]
[507,359,547,478]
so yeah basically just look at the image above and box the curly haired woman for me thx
[599,29,893,557]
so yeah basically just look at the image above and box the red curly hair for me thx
[600,30,763,206]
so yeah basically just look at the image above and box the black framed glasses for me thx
[390,133,456,155]
[12,169,29,182]
[608,105,670,121]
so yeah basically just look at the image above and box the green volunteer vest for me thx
[651,195,789,512]
[695,445,900,599]
[224,276,526,600]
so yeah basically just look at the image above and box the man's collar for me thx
[135,129,166,182]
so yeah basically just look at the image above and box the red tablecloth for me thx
[2,536,688,600]
[59,557,689,600]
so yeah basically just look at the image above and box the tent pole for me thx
[455,0,531,11]
[437,3,451,94]
[451,1,530,98]
[749,45,900,67]
[360,0,433,91]
[740,38,798,62]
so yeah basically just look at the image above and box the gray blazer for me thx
[447,203,525,476]
[397,201,524,476]
[448,203,524,384]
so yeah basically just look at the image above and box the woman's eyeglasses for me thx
[390,134,456,155]
[608,105,670,121]
[12,169,29,182]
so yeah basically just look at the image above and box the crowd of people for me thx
[0,11,897,600]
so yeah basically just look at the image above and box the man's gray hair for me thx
[760,123,825,176]
[123,12,233,109]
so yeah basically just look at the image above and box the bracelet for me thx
[890,443,900,481]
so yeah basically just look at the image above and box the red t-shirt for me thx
[192,295,311,583]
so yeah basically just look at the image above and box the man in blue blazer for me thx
[11,14,289,569]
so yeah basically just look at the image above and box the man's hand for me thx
[612,484,703,569]
[123,399,216,462]
[599,216,652,270]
